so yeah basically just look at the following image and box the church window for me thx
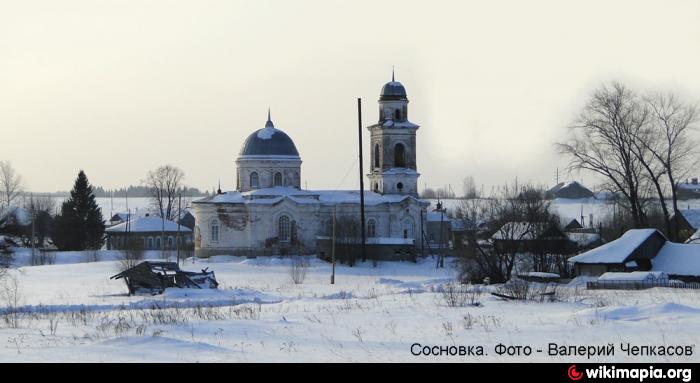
[147,237,154,249]
[394,109,401,120]
[211,219,220,242]
[397,182,404,191]
[279,215,291,242]
[274,172,283,187]
[167,236,174,248]
[394,143,406,167]
[374,182,379,192]
[367,219,377,238]
[250,172,259,189]
[374,144,380,168]
[155,236,161,249]
[294,172,300,188]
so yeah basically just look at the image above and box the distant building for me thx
[491,221,571,254]
[105,215,193,251]
[108,212,131,227]
[677,177,700,199]
[545,181,594,199]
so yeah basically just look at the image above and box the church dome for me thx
[380,81,407,101]
[239,112,300,157]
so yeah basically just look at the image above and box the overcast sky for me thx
[2,0,699,194]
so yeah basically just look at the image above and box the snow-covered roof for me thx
[679,209,700,229]
[598,271,668,281]
[568,229,662,264]
[546,181,594,199]
[517,272,560,279]
[678,181,700,191]
[687,229,700,244]
[652,242,700,277]
[193,188,427,207]
[566,232,601,247]
[426,211,449,222]
[106,216,192,233]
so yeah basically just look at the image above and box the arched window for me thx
[155,236,161,249]
[367,219,377,238]
[394,143,406,167]
[394,109,401,120]
[397,182,404,191]
[402,218,414,239]
[167,236,174,248]
[210,219,220,242]
[147,236,154,249]
[294,172,300,188]
[274,172,283,187]
[374,143,380,168]
[250,172,259,189]
[374,182,379,192]
[278,215,291,242]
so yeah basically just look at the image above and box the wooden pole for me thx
[176,194,181,265]
[358,98,366,263]
[331,206,336,284]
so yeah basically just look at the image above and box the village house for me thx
[105,215,193,251]
[569,228,700,282]
[545,181,594,199]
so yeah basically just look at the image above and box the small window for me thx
[394,109,401,120]
[155,236,161,249]
[274,172,283,187]
[397,182,404,191]
[147,237,154,249]
[168,236,174,248]
[374,182,379,192]
[367,219,377,238]
[211,219,220,242]
[279,215,291,242]
[250,172,259,189]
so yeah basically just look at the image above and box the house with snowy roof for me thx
[545,181,594,200]
[569,228,700,281]
[105,215,192,251]
[568,229,667,276]
[192,75,429,259]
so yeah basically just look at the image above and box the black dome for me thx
[380,81,407,101]
[239,118,300,157]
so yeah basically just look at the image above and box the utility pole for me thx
[176,194,182,265]
[357,98,366,263]
[331,206,336,284]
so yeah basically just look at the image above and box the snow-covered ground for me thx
[0,254,698,362]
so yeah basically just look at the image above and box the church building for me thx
[192,75,429,259]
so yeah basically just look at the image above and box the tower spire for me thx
[265,108,274,128]
[392,66,395,82]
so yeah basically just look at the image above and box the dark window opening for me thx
[397,182,404,191]
[374,144,380,168]
[394,109,401,120]
[394,143,406,168]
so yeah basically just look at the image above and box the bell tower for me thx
[367,71,420,196]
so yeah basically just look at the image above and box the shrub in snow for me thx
[289,256,309,284]
[440,283,482,307]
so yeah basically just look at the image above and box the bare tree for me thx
[644,93,699,240]
[23,194,55,247]
[289,256,309,284]
[0,161,22,210]
[462,176,479,199]
[557,82,651,228]
[144,165,185,220]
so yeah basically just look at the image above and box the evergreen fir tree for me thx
[51,170,105,250]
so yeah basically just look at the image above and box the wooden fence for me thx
[587,280,700,290]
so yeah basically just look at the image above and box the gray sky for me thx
[2,0,699,194]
